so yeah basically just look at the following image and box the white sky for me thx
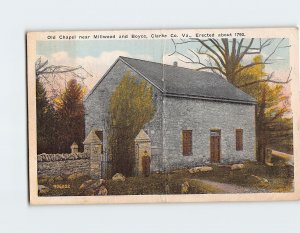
[37,38,291,93]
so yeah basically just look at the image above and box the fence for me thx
[265,148,294,166]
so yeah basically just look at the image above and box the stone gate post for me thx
[83,129,102,179]
[90,142,102,179]
[70,142,79,154]
[134,129,151,176]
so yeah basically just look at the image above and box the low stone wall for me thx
[37,153,90,177]
[37,153,89,162]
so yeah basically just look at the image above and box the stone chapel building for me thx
[84,56,256,172]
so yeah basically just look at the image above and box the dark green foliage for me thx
[36,79,59,153]
[36,79,85,153]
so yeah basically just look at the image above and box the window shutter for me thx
[182,130,192,156]
[236,129,243,151]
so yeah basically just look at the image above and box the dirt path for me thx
[192,179,265,193]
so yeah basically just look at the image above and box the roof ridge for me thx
[84,56,256,105]
[119,56,218,74]
[120,56,255,103]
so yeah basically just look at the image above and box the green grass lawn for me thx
[38,161,294,196]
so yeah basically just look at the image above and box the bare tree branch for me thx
[168,37,291,86]
[237,68,292,88]
[35,58,93,100]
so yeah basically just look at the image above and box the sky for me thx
[36,38,291,91]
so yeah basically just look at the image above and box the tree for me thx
[35,57,92,101]
[36,79,58,153]
[237,56,293,161]
[255,82,292,160]
[54,79,86,153]
[169,38,291,87]
[35,58,92,153]
[107,72,156,176]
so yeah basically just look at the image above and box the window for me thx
[182,130,192,156]
[236,129,243,151]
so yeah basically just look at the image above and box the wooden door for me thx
[142,156,151,177]
[210,130,221,163]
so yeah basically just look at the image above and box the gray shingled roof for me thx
[120,56,256,104]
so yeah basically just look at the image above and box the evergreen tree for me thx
[54,79,86,152]
[36,79,58,153]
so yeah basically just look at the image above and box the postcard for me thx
[27,28,300,204]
